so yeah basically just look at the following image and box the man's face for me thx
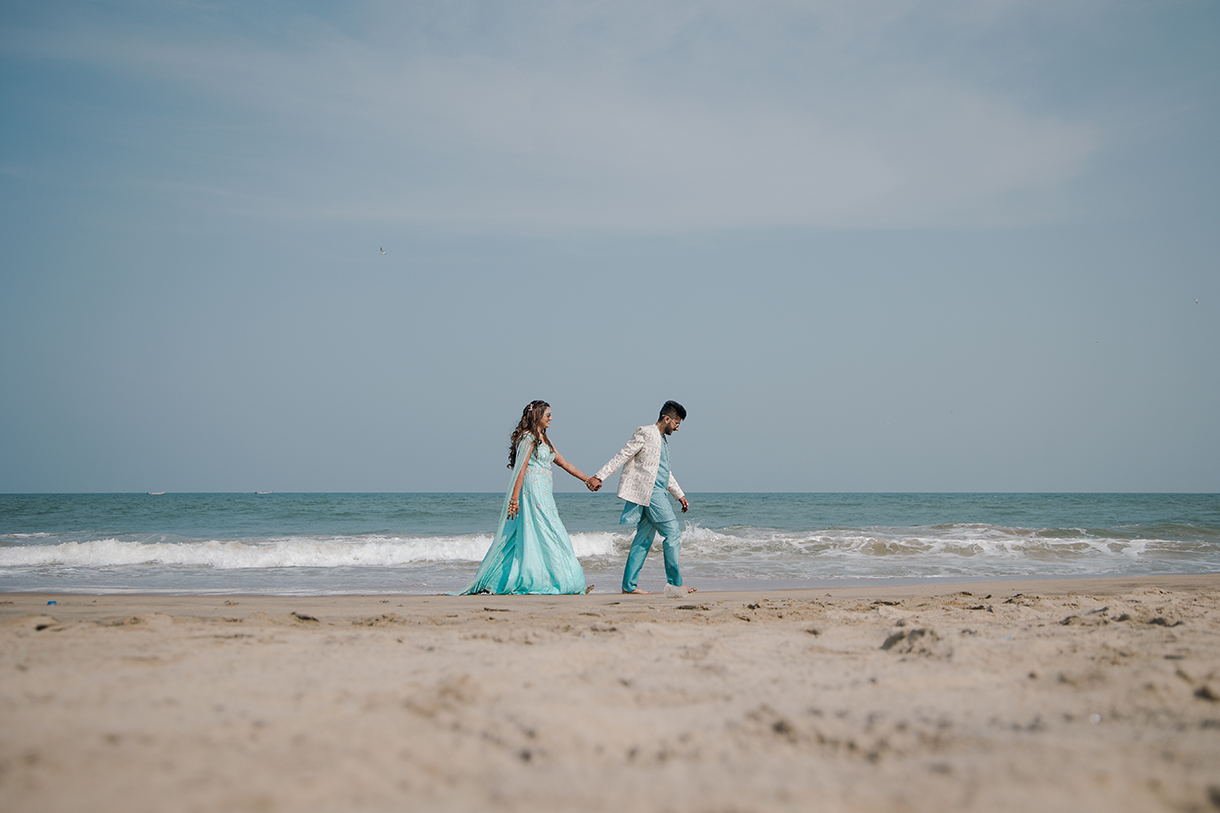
[661,416,681,435]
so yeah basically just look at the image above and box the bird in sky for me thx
[380,247,386,255]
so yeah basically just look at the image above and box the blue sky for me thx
[2,0,1217,493]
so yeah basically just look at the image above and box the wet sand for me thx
[3,574,1219,812]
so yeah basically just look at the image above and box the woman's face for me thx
[540,407,552,430]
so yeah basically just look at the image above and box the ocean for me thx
[1,492,1218,595]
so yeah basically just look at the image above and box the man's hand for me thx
[586,477,602,492]
[679,497,689,513]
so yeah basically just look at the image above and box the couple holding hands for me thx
[461,400,696,597]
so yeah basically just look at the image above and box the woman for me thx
[461,401,594,595]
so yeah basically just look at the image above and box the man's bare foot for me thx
[585,585,595,594]
[623,588,652,594]
[686,586,698,593]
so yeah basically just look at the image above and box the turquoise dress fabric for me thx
[461,434,587,595]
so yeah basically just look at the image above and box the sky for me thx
[1,0,1218,493]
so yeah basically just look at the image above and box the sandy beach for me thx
[3,575,1219,812]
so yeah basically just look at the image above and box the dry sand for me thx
[3,575,1220,812]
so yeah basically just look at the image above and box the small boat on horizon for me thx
[147,491,166,495]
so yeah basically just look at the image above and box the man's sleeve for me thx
[666,472,685,501]
[595,427,648,482]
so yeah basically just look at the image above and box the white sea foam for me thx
[0,531,623,569]
[0,519,1210,596]
[676,521,1157,564]
[569,532,621,558]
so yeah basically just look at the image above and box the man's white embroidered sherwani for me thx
[594,424,685,506]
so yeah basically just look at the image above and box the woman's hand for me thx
[507,497,520,519]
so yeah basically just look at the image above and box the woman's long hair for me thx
[508,400,555,468]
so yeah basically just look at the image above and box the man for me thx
[586,401,696,595]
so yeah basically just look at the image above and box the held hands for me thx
[679,497,689,513]
[585,476,602,492]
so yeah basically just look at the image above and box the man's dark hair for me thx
[659,400,687,422]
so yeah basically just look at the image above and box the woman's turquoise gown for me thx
[461,434,588,595]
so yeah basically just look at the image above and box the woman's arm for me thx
[507,441,534,519]
[552,448,588,483]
